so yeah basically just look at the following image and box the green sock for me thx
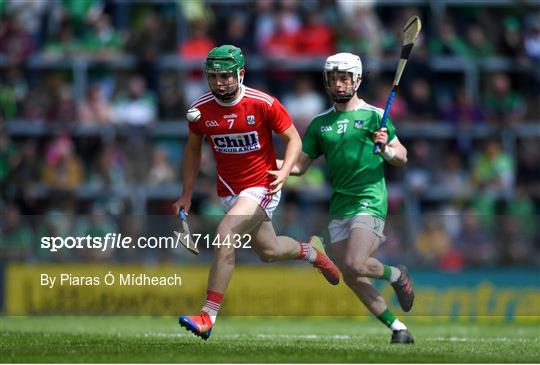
[377,308,397,328]
[382,264,392,280]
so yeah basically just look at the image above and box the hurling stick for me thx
[373,16,422,154]
[174,208,199,255]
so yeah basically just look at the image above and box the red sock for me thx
[297,242,317,263]
[202,290,224,319]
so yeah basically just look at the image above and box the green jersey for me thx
[302,100,397,219]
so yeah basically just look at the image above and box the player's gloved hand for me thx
[268,169,289,194]
[373,128,389,153]
[173,194,192,215]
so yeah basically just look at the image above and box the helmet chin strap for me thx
[333,93,354,103]
[212,87,238,102]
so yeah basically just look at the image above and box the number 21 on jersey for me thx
[337,120,348,134]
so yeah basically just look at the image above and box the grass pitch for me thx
[1,316,539,363]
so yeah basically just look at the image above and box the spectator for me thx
[4,0,49,48]
[498,214,533,265]
[0,82,17,122]
[113,76,157,126]
[442,87,483,125]
[472,139,514,193]
[0,17,34,63]
[373,83,408,121]
[147,147,176,185]
[158,77,185,120]
[516,140,540,200]
[0,67,28,120]
[178,18,215,106]
[43,18,80,58]
[523,14,540,117]
[219,13,253,55]
[126,12,170,92]
[0,133,17,199]
[112,75,156,184]
[178,0,213,23]
[506,185,536,236]
[404,140,432,196]
[453,213,495,266]
[499,16,526,60]
[42,135,84,191]
[484,73,526,125]
[336,2,382,59]
[75,205,117,261]
[296,10,335,56]
[20,86,49,123]
[428,18,468,57]
[36,200,77,261]
[82,13,123,60]
[78,83,113,124]
[406,78,437,121]
[0,205,34,261]
[282,77,325,133]
[414,215,452,266]
[263,11,300,58]
[90,143,126,190]
[253,0,278,55]
[179,18,215,59]
[9,141,41,211]
[277,0,302,38]
[48,86,77,127]
[464,24,494,61]
[524,14,540,62]
[318,0,340,29]
[471,138,514,222]
[61,0,103,36]
[435,152,469,197]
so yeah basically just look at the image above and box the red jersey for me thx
[188,86,293,197]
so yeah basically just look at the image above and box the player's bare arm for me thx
[268,125,301,194]
[173,131,203,214]
[276,153,313,176]
[373,128,408,167]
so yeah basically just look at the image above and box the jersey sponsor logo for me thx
[223,113,238,119]
[205,120,220,127]
[246,115,256,125]
[354,120,364,129]
[211,132,261,153]
[320,125,333,133]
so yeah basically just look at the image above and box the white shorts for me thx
[328,214,386,244]
[220,187,281,219]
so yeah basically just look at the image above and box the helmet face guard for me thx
[205,69,242,102]
[324,70,361,103]
[323,53,363,103]
[205,45,245,102]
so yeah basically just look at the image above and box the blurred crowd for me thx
[1,0,539,126]
[1,0,539,268]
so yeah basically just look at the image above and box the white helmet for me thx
[323,53,363,103]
